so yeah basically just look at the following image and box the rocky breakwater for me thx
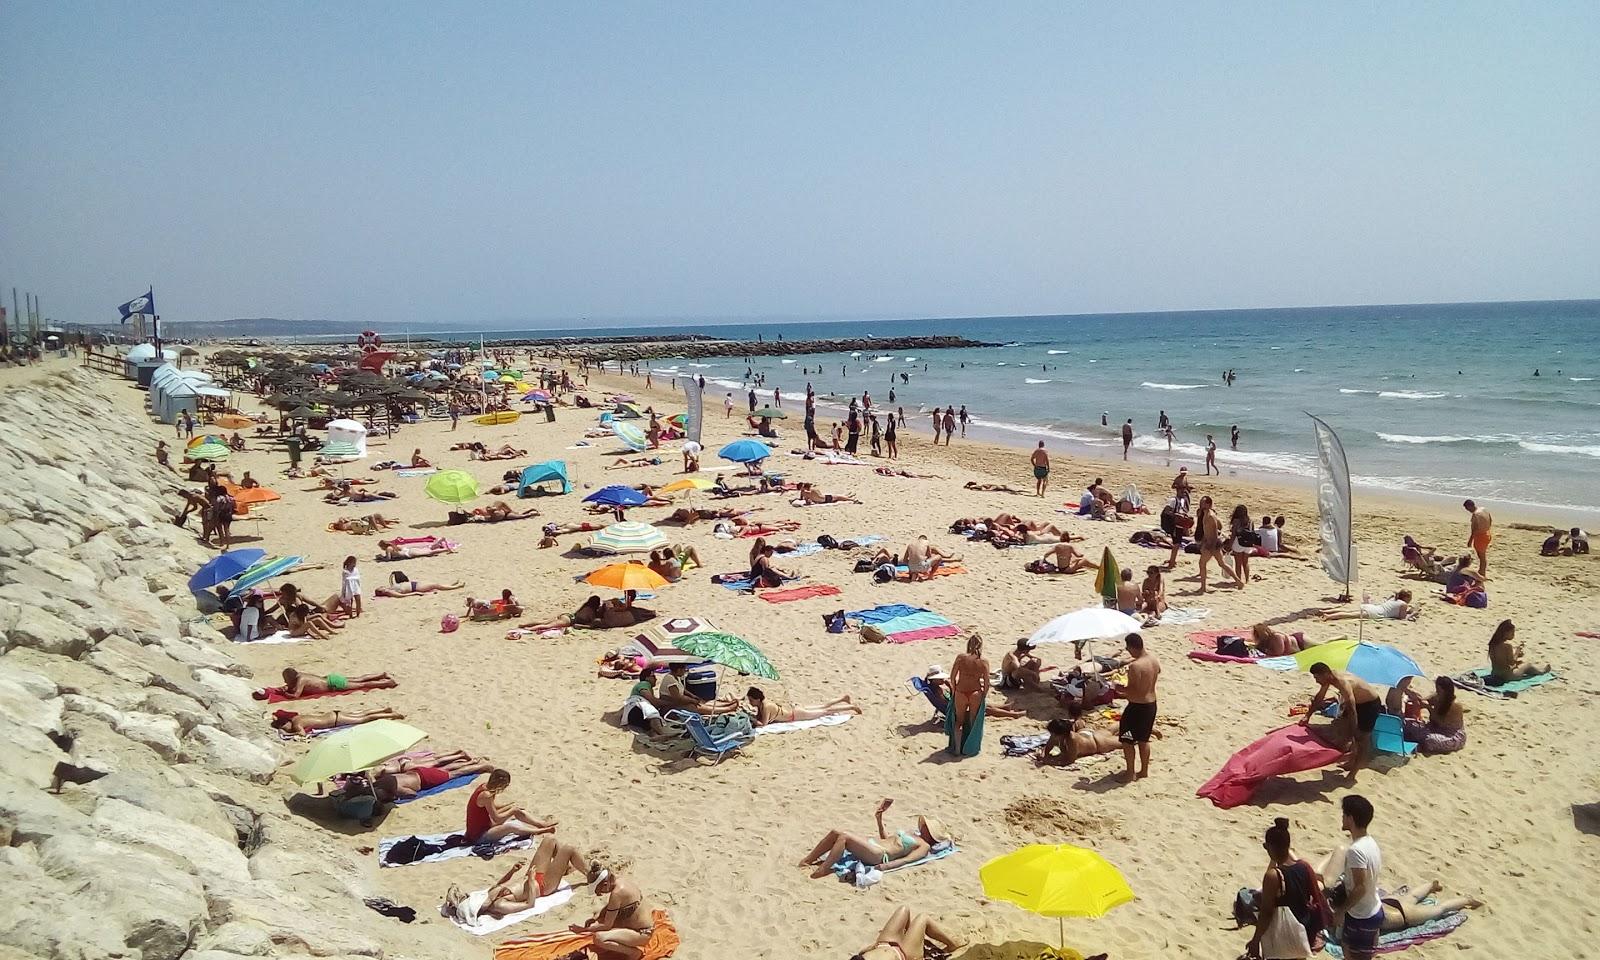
[545,334,993,363]
[0,368,472,960]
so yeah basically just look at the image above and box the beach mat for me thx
[1451,667,1558,698]
[1196,725,1343,809]
[393,773,479,805]
[847,604,958,643]
[753,713,852,735]
[234,630,302,645]
[493,910,678,960]
[832,843,959,879]
[896,564,966,580]
[444,885,575,935]
[1154,606,1209,625]
[1324,908,1467,958]
[759,584,842,603]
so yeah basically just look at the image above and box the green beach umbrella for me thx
[676,630,779,680]
[425,469,479,505]
[751,407,788,419]
[184,441,231,462]
[1093,547,1120,608]
[289,719,426,784]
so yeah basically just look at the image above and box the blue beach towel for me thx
[393,773,479,805]
[831,842,959,880]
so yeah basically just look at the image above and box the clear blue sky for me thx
[2,2,1596,327]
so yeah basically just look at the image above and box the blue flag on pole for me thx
[118,289,155,323]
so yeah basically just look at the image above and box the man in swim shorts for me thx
[1030,441,1050,498]
[1305,663,1382,780]
[1464,499,1493,576]
[1114,633,1160,781]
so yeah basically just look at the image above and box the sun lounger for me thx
[666,710,753,763]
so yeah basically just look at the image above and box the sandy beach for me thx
[184,350,1600,959]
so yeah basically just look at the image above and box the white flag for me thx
[683,379,704,445]
[1309,414,1355,591]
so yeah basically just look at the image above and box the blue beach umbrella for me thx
[227,555,304,599]
[718,439,772,464]
[188,548,266,592]
[1261,638,1426,688]
[584,485,649,508]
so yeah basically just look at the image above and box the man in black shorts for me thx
[1114,633,1160,781]
[1305,662,1383,780]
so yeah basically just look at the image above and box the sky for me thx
[2,2,1597,329]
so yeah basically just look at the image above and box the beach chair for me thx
[1372,713,1417,759]
[666,711,752,764]
[1401,544,1444,580]
[908,677,947,721]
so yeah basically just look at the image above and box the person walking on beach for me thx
[942,406,956,444]
[1336,795,1383,960]
[773,387,781,408]
[897,406,907,428]
[1205,434,1219,475]
[1115,633,1159,781]
[448,401,460,430]
[884,411,898,459]
[869,415,882,457]
[1158,410,1169,431]
[724,393,734,418]
[931,410,943,445]
[1121,418,1134,460]
[958,405,969,436]
[1031,442,1050,498]
[1464,500,1493,576]
[1231,424,1240,450]
[748,389,757,413]
[340,555,363,618]
[845,409,861,455]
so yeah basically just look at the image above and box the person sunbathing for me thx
[377,538,457,560]
[903,536,959,580]
[1487,619,1548,684]
[472,500,539,522]
[1000,639,1055,690]
[1021,523,1074,544]
[846,906,966,960]
[1037,708,1123,766]
[798,799,950,878]
[1249,623,1323,656]
[598,597,654,628]
[1129,528,1174,549]
[875,466,941,479]
[1138,566,1169,616]
[795,483,861,505]
[646,663,739,716]
[598,650,643,679]
[647,544,703,582]
[521,595,605,631]
[374,571,465,596]
[270,706,404,735]
[605,456,664,469]
[442,836,592,923]
[1318,590,1414,621]
[1037,542,1097,574]
[328,514,400,534]
[465,769,556,844]
[325,489,397,505]
[277,667,395,697]
[372,752,495,802]
[476,445,526,461]
[745,687,861,726]
[544,520,603,536]
[319,476,378,489]
[750,546,796,588]
[964,481,1021,493]
[1314,850,1484,935]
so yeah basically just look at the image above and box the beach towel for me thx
[1155,606,1209,625]
[493,910,678,960]
[257,685,358,704]
[393,468,437,478]
[1450,668,1558,698]
[846,604,959,643]
[1000,733,1050,757]
[378,831,535,867]
[443,885,575,936]
[1196,725,1344,809]
[1324,908,1467,958]
[831,843,959,879]
[944,696,984,756]
[895,564,966,580]
[759,584,842,603]
[235,630,302,645]
[393,773,479,804]
[1577,631,1600,639]
[1185,630,1261,665]
[753,713,852,735]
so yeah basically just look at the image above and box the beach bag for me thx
[823,610,847,633]
[817,534,840,549]
[1024,559,1057,574]
[859,624,888,644]
[439,613,460,633]
[1465,589,1488,608]
[1217,635,1251,659]
[872,563,896,583]
[1233,887,1261,926]
[854,558,875,573]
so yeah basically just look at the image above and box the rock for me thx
[0,856,134,960]
[202,882,385,959]
[140,689,210,734]
[90,769,238,844]
[0,674,63,737]
[90,797,250,882]
[192,922,273,957]
[14,551,99,589]
[61,693,126,729]
[0,714,70,789]
[0,772,90,842]
[0,660,59,700]
[181,725,279,784]
[110,710,182,759]
[37,834,206,960]
[190,668,261,712]
[4,606,91,659]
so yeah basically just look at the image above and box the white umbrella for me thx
[1029,607,1144,658]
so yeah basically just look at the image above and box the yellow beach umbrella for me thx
[584,562,669,592]
[658,477,714,495]
[289,719,425,784]
[980,843,1134,947]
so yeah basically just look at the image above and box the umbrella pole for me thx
[1058,916,1064,949]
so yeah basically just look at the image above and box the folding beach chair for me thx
[1372,712,1417,759]
[908,676,948,721]
[666,711,753,764]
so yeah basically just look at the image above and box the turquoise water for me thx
[428,300,1600,513]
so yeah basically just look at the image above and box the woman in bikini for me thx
[846,907,966,960]
[1139,565,1169,616]
[1250,623,1323,656]
[570,863,663,958]
[745,687,862,726]
[286,602,342,641]
[1313,850,1483,935]
[269,706,404,735]
[1487,619,1548,684]
[948,635,989,752]
[519,595,604,632]
[1036,705,1121,766]
[1391,675,1466,754]
[373,570,465,597]
[799,799,951,879]
[443,835,591,923]
[377,538,457,560]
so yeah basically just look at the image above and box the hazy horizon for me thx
[4,3,1597,327]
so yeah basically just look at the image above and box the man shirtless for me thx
[1464,499,1493,577]
[1115,569,1141,615]
[903,535,958,581]
[1305,662,1383,779]
[1114,633,1159,781]
[277,667,396,697]
[1030,442,1050,497]
[569,863,663,959]
[1000,639,1054,690]
[1037,542,1097,574]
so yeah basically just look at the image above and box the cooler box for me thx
[686,666,718,701]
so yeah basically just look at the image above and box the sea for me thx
[411,300,1600,515]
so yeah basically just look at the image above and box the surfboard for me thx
[473,411,521,426]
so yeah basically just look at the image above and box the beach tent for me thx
[517,461,571,496]
[324,419,368,458]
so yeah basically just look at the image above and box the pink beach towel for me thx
[758,584,843,604]
[1196,725,1344,809]
[889,625,961,644]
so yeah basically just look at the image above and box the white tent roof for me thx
[126,344,179,362]
[195,387,231,398]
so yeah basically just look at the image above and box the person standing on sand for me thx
[1115,633,1159,781]
[1121,418,1134,460]
[1464,499,1493,576]
[773,387,782,408]
[1205,434,1219,475]
[948,635,989,756]
[942,406,956,444]
[1031,441,1050,498]
[931,410,943,445]
[448,401,460,431]
[958,404,969,436]
[1335,795,1383,960]
[747,388,757,413]
[724,393,734,418]
[884,413,898,460]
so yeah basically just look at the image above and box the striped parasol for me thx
[318,440,363,460]
[588,521,668,555]
[611,420,648,451]
[1092,546,1120,608]
[227,555,303,598]
[184,441,231,462]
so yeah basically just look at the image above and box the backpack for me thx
[1235,530,1260,548]
[823,610,847,634]
[854,558,875,573]
[1232,886,1261,927]
[1216,635,1252,658]
[872,564,896,583]
[817,534,839,549]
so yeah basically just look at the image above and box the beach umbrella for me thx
[227,555,303,598]
[1263,638,1425,688]
[186,434,222,449]
[188,548,266,592]
[980,843,1134,947]
[184,442,231,462]
[584,562,669,592]
[425,470,479,505]
[1092,547,1121,608]
[286,406,317,419]
[231,487,282,510]
[658,477,714,495]
[289,719,426,784]
[318,440,363,460]
[718,439,771,464]
[213,414,254,430]
[751,407,788,419]
[1029,608,1143,648]
[676,630,780,680]
[668,413,687,427]
[583,485,649,508]
[588,521,667,555]
[611,420,648,451]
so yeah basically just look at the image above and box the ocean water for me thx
[462,301,1600,513]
